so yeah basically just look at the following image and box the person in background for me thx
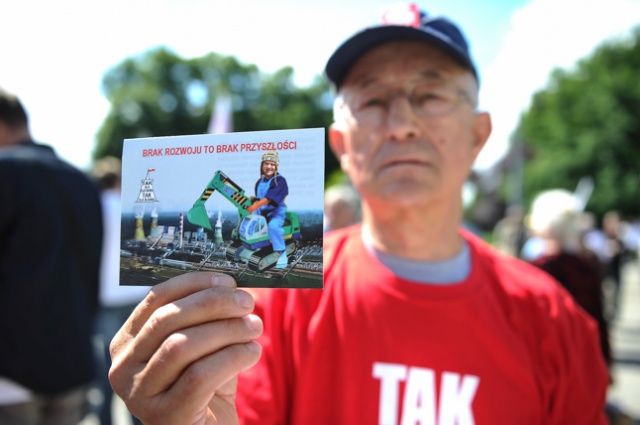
[108,3,609,424]
[492,203,526,258]
[0,88,103,425]
[601,210,627,320]
[246,150,290,268]
[90,156,148,425]
[526,189,611,371]
[582,211,608,266]
[323,182,361,232]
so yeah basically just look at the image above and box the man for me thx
[0,89,103,424]
[109,3,609,424]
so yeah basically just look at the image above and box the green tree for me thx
[514,27,640,219]
[93,47,339,180]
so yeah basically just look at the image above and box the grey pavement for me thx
[607,258,640,421]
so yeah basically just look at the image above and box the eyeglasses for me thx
[340,79,475,126]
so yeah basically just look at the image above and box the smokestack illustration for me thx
[134,205,146,241]
[214,209,224,247]
[150,206,159,237]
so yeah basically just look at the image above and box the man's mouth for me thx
[382,158,430,168]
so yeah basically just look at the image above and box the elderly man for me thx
[109,3,609,424]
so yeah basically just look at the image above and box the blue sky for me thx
[2,0,639,172]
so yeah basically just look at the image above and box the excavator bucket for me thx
[187,203,212,230]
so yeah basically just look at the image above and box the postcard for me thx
[120,128,325,288]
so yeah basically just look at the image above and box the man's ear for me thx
[329,124,350,173]
[470,112,492,161]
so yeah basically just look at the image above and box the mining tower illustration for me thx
[134,168,159,240]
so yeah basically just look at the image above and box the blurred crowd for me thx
[494,188,640,326]
[493,190,639,322]
[492,189,639,424]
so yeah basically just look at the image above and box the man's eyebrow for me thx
[355,76,380,89]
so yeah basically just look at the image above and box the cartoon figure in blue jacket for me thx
[246,151,289,268]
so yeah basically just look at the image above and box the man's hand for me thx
[109,272,263,425]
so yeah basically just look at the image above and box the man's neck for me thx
[362,200,464,261]
[0,127,31,147]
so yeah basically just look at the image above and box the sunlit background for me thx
[3,1,640,423]
[2,0,639,172]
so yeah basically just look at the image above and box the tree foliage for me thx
[93,47,339,180]
[515,27,640,219]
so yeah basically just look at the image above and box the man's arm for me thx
[109,272,263,425]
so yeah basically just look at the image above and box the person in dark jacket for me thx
[0,88,103,425]
[526,189,611,370]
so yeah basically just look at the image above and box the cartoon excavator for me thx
[187,170,302,272]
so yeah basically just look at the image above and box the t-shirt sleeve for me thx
[539,289,610,425]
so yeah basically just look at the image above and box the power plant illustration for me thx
[121,166,323,288]
[119,128,325,288]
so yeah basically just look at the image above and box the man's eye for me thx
[362,98,386,108]
[416,92,443,102]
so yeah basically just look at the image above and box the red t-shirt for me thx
[237,225,608,424]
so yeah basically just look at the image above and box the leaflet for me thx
[120,128,325,288]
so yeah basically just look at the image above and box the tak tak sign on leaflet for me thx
[119,128,325,289]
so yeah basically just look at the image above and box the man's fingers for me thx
[166,342,262,422]
[137,314,263,396]
[167,342,262,414]
[124,341,261,425]
[108,272,260,425]
[130,273,236,334]
[109,273,252,402]
[111,272,237,359]
[128,285,255,363]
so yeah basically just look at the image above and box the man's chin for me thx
[367,178,439,205]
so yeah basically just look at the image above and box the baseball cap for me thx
[325,2,478,89]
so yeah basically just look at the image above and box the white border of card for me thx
[120,128,325,288]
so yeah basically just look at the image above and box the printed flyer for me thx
[119,128,325,288]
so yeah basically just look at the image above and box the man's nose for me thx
[386,96,420,142]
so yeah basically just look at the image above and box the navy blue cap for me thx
[325,3,478,89]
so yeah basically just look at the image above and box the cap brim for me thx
[325,25,476,89]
